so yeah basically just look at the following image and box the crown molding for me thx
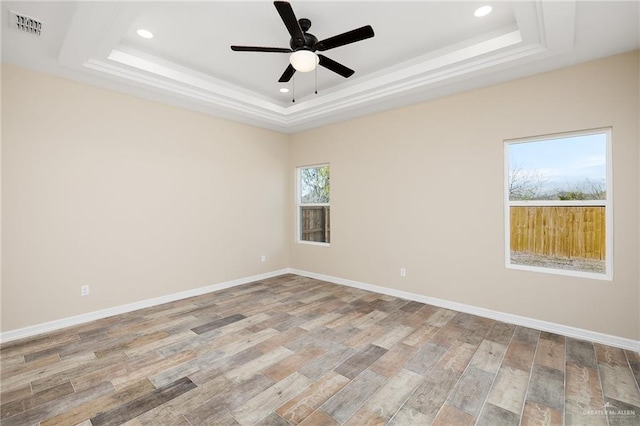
[55,1,576,132]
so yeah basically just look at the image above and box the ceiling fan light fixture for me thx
[279,88,290,93]
[289,50,319,72]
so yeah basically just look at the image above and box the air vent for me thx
[9,10,43,36]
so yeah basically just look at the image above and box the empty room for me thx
[1,1,639,425]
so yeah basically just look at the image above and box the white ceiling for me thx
[2,1,639,133]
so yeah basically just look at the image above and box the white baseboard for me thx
[289,268,640,352]
[0,269,289,344]
[3,268,638,352]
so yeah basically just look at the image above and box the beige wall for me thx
[0,64,3,335]
[1,64,291,331]
[290,51,640,340]
[2,52,639,341]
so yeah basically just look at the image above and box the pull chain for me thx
[291,68,320,102]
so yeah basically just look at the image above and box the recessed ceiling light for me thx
[279,88,290,93]
[474,5,493,17]
[136,29,153,39]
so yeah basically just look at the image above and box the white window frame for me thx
[504,128,613,280]
[296,163,330,247]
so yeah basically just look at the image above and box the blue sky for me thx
[508,132,607,192]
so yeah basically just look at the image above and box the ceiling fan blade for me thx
[278,64,296,82]
[318,54,354,78]
[274,1,305,48]
[231,46,292,53]
[315,25,375,51]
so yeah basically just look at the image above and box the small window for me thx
[297,164,330,245]
[504,129,612,279]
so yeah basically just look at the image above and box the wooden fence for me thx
[301,206,330,243]
[510,206,605,260]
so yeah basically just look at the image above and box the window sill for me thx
[505,262,612,281]
[297,240,330,247]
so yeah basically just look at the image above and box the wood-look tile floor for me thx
[2,274,639,426]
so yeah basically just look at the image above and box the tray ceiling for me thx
[2,1,638,133]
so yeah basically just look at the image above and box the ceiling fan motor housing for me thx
[290,18,317,51]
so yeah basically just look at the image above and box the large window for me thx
[504,129,612,279]
[297,164,330,245]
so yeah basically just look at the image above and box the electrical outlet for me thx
[261,255,266,262]
[81,285,89,296]
[400,268,406,277]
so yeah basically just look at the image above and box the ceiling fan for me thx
[231,1,375,83]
